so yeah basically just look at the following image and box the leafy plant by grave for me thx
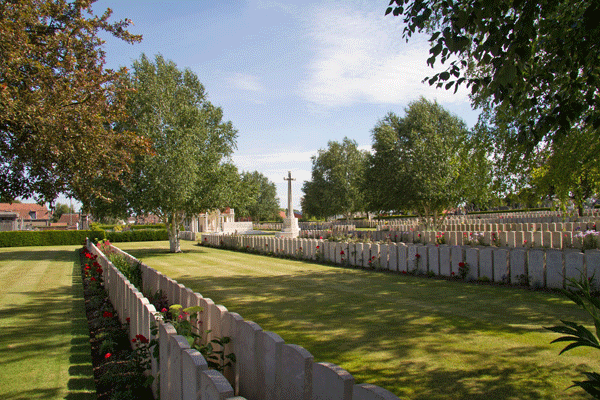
[546,274,600,398]
[154,304,236,374]
[458,262,470,280]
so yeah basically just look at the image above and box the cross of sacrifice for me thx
[283,171,295,219]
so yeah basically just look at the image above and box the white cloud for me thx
[232,149,317,172]
[299,3,470,108]
[227,72,266,93]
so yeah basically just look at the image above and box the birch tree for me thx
[126,54,237,252]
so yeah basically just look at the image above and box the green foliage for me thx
[130,224,166,230]
[107,253,143,291]
[106,229,168,243]
[386,0,600,150]
[0,229,105,247]
[365,98,473,226]
[235,171,280,222]
[154,305,236,374]
[122,54,238,253]
[51,203,75,223]
[302,137,367,220]
[546,274,600,398]
[0,0,148,205]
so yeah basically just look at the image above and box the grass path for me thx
[0,246,95,400]
[119,240,599,400]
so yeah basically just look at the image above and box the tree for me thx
[386,0,600,151]
[531,128,600,216]
[365,97,471,225]
[301,138,367,220]
[235,171,280,222]
[0,0,149,205]
[124,54,237,252]
[51,202,75,223]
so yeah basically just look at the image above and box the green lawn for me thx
[0,245,95,400]
[119,240,598,400]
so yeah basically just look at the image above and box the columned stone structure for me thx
[278,171,300,238]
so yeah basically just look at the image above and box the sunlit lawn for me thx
[119,240,598,400]
[0,245,95,400]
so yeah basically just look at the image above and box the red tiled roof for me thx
[58,213,80,226]
[0,203,50,220]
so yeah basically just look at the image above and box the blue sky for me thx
[81,0,480,212]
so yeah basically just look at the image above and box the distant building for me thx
[0,203,51,231]
[134,214,162,225]
[185,208,235,233]
[51,213,89,230]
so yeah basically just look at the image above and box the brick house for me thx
[0,203,52,231]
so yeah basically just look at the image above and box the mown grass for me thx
[0,245,95,400]
[119,240,599,400]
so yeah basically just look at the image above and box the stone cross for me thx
[283,171,295,219]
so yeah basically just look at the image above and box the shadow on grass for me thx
[0,248,95,399]
[169,268,591,400]
[113,243,594,399]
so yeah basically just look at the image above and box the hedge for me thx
[0,228,169,247]
[105,229,168,242]
[130,224,166,230]
[0,229,106,248]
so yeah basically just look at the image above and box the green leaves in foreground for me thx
[546,274,600,398]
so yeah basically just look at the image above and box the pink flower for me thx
[319,236,323,239]
[161,308,168,313]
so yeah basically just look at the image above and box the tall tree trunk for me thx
[169,213,181,253]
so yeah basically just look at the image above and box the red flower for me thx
[136,334,149,344]
[126,317,130,323]
[90,277,97,281]
[316,246,319,249]
[415,254,421,258]
[96,268,103,274]
[103,311,113,318]
[204,238,207,241]
[84,265,91,270]
[93,261,100,268]
[458,262,465,267]
[161,308,168,313]
[451,272,456,276]
[319,236,323,239]
[402,270,407,274]
[105,353,111,359]
[340,250,345,255]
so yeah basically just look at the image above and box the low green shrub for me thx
[0,229,105,247]
[130,224,166,230]
[106,229,168,242]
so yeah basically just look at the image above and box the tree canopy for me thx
[0,0,148,205]
[301,137,367,220]
[122,54,237,252]
[386,0,600,151]
[235,171,280,222]
[366,97,471,223]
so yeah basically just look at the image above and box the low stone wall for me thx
[202,234,600,290]
[87,238,400,400]
[222,221,253,234]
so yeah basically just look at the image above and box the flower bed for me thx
[79,247,154,400]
